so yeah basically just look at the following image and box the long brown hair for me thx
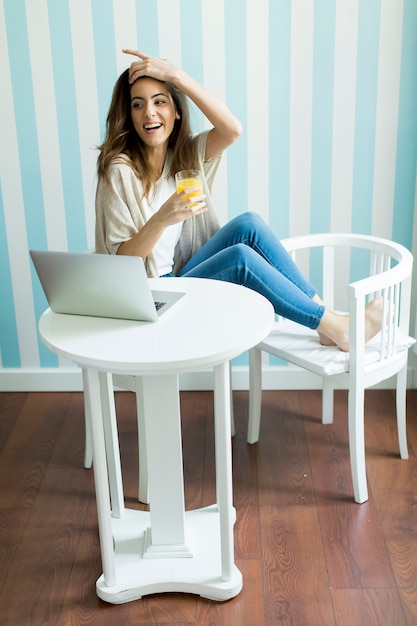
[97,69,198,198]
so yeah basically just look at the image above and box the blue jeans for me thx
[176,212,324,330]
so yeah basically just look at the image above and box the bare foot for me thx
[316,298,383,352]
[313,295,337,346]
[318,332,337,347]
[364,297,383,344]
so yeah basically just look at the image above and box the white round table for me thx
[38,277,274,603]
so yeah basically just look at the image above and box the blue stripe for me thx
[135,0,159,57]
[180,0,204,132]
[268,0,291,239]
[4,0,47,253]
[392,0,417,250]
[310,0,336,234]
[47,0,87,253]
[351,0,381,236]
[91,0,118,140]
[30,266,59,367]
[4,0,57,367]
[224,0,248,220]
[0,183,20,367]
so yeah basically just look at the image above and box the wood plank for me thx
[260,505,335,626]
[126,587,197,623]
[231,392,262,559]
[195,560,264,626]
[398,588,417,626]
[253,391,315,507]
[362,389,417,625]
[304,391,396,589]
[57,498,132,626]
[0,509,30,594]
[181,390,213,511]
[0,392,93,624]
[0,466,93,625]
[0,392,28,452]
[332,589,406,626]
[405,390,417,451]
[114,391,143,508]
[0,392,72,509]
[385,537,417,626]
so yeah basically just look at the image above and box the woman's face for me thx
[130,77,179,150]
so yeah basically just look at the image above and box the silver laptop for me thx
[30,250,185,322]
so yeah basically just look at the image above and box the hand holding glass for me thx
[175,170,203,209]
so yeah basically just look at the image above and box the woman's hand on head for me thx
[123,49,180,84]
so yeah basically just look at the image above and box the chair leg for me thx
[229,361,236,437]
[321,379,334,424]
[99,372,125,518]
[247,347,262,444]
[396,365,409,460]
[82,368,93,469]
[348,385,368,504]
[134,376,150,504]
[112,374,149,504]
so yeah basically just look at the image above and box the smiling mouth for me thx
[144,123,162,130]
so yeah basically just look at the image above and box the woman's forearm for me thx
[173,70,242,145]
[117,215,165,258]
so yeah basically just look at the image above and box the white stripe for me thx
[411,161,417,317]
[371,0,403,238]
[202,0,226,104]
[331,0,359,233]
[70,0,102,250]
[331,1,359,307]
[26,0,67,251]
[289,0,314,237]
[201,0,228,223]
[113,0,137,75]
[247,0,269,223]
[0,2,39,366]
[157,0,181,64]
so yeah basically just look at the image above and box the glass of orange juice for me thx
[175,170,203,208]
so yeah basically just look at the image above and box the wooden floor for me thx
[1,388,417,625]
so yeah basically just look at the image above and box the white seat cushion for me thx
[259,318,416,376]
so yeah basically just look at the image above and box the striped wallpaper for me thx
[1,0,416,386]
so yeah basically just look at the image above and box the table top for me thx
[38,277,274,375]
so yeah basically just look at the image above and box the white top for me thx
[95,132,222,278]
[38,278,275,375]
[141,158,182,275]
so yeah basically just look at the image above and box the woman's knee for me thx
[226,242,257,266]
[236,211,265,228]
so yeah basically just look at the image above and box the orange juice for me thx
[175,170,203,206]
[176,177,203,199]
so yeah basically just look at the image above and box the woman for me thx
[95,49,381,351]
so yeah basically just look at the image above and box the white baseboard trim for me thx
[1,365,416,392]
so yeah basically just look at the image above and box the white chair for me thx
[248,233,414,504]
[83,373,149,503]
[83,369,235,506]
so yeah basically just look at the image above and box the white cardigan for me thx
[95,131,222,278]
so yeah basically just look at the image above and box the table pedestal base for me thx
[96,505,243,604]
